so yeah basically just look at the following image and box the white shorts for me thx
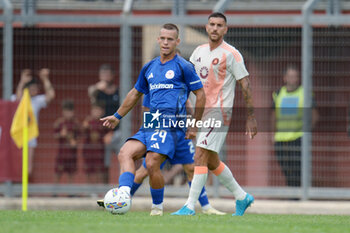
[196,125,229,154]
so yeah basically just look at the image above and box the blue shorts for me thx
[127,129,147,145]
[146,128,183,159]
[141,134,195,169]
[169,136,195,165]
[130,128,182,159]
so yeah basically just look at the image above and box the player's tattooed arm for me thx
[186,88,206,139]
[192,88,205,122]
[238,76,257,139]
[239,77,254,117]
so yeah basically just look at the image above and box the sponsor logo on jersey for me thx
[147,73,154,80]
[199,66,209,79]
[149,83,174,90]
[165,70,175,79]
[150,143,160,149]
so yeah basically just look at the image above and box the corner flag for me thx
[10,88,39,211]
[10,88,39,148]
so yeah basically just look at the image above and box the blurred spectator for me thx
[14,68,55,179]
[82,102,111,183]
[53,99,80,184]
[88,64,121,182]
[348,102,350,137]
[271,65,318,187]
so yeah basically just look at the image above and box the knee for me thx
[183,164,194,180]
[194,148,209,166]
[208,162,220,171]
[145,156,161,175]
[117,146,130,163]
[208,157,221,171]
[145,159,157,173]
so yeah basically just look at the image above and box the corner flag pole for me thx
[10,88,38,211]
[22,101,29,211]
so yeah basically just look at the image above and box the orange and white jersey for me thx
[190,41,249,125]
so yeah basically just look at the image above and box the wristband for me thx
[113,112,123,120]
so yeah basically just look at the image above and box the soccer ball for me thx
[103,188,131,215]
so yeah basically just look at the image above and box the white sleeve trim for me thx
[190,80,201,85]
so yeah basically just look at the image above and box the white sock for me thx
[118,186,131,196]
[185,166,208,211]
[152,203,163,210]
[201,204,211,211]
[213,162,246,200]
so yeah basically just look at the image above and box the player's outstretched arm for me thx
[238,76,257,139]
[186,87,206,139]
[100,87,143,129]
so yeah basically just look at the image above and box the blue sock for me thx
[150,187,164,205]
[130,182,142,196]
[118,172,135,188]
[188,181,209,207]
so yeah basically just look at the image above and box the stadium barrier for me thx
[0,0,350,200]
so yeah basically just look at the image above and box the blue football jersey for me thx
[143,93,151,108]
[135,54,202,118]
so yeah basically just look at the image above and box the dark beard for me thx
[209,35,221,42]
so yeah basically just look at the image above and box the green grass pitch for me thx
[1,210,349,233]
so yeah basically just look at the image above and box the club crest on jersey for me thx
[199,67,209,79]
[212,58,219,65]
[165,70,175,79]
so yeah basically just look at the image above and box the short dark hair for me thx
[161,23,179,38]
[92,101,105,110]
[99,64,115,74]
[23,78,39,89]
[284,64,300,75]
[62,99,74,111]
[208,12,227,23]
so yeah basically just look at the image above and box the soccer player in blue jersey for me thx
[97,93,225,215]
[100,23,206,215]
[129,93,224,215]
